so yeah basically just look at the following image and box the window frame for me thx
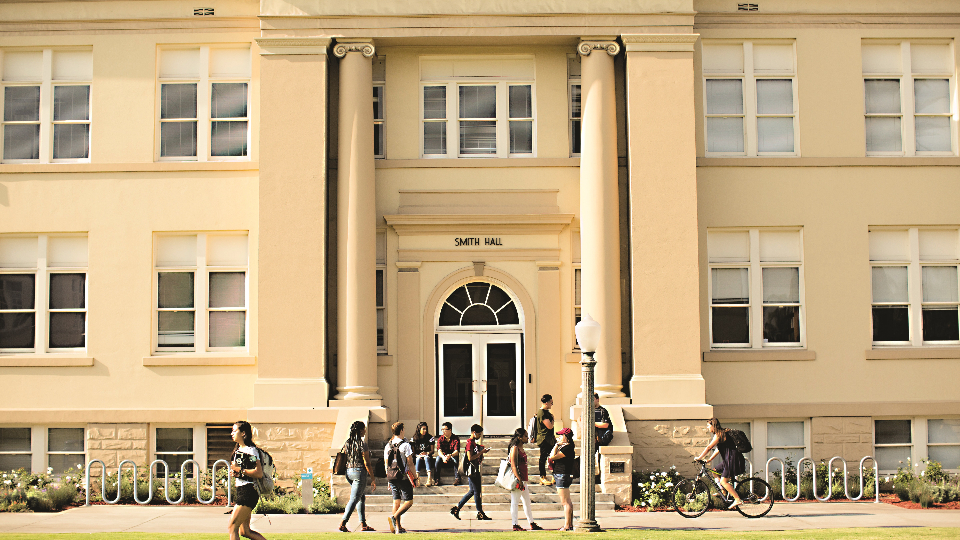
[0,234,88,355]
[419,79,536,159]
[759,419,810,467]
[155,45,252,162]
[707,228,806,349]
[0,425,88,474]
[152,232,249,354]
[568,54,581,157]
[862,40,957,157]
[874,418,914,474]
[46,427,85,473]
[0,48,92,164]
[376,229,387,354]
[926,418,960,472]
[702,40,800,157]
[870,227,960,347]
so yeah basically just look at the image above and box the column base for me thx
[334,385,383,402]
[574,519,601,532]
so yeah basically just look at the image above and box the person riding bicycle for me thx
[694,417,745,509]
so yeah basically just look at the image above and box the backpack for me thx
[526,414,538,441]
[386,441,406,482]
[254,448,276,496]
[728,429,753,454]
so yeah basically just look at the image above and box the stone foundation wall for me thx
[811,417,872,464]
[86,424,148,476]
[254,423,336,485]
[626,420,711,478]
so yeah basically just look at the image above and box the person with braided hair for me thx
[339,420,376,532]
[506,427,543,531]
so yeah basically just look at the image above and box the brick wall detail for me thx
[254,424,335,483]
[626,420,711,478]
[811,416,872,464]
[86,423,148,476]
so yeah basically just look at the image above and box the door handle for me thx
[473,380,478,393]
[480,380,487,394]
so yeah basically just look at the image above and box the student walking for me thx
[533,394,556,485]
[450,424,491,521]
[434,422,461,486]
[547,427,576,531]
[227,421,268,540]
[338,420,376,532]
[507,427,543,531]
[411,421,437,487]
[385,422,417,534]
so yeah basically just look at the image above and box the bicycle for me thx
[672,460,774,518]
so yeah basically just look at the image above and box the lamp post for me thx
[574,313,601,532]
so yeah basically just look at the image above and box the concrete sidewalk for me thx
[0,502,958,534]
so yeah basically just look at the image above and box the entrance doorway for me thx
[436,281,523,435]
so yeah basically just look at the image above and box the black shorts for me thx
[389,478,414,501]
[235,483,259,509]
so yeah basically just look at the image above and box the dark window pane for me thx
[460,120,496,154]
[48,428,84,452]
[712,306,749,344]
[0,274,35,309]
[211,83,247,119]
[438,303,461,326]
[442,343,473,417]
[158,311,194,348]
[373,86,384,120]
[156,453,194,476]
[0,428,31,452]
[375,270,384,307]
[374,124,384,157]
[209,311,245,347]
[49,312,85,348]
[160,121,197,157]
[508,85,531,118]
[461,305,497,325]
[206,425,234,466]
[445,286,470,312]
[923,307,959,341]
[53,86,90,121]
[486,343,517,417]
[872,306,909,342]
[0,454,31,472]
[570,84,581,118]
[465,282,490,305]
[485,284,511,312]
[50,273,85,309]
[571,119,581,154]
[377,309,384,347]
[876,419,911,444]
[763,305,800,343]
[211,121,247,157]
[53,124,89,159]
[48,453,84,473]
[156,428,193,452]
[160,84,197,119]
[209,272,244,308]
[509,121,532,154]
[158,272,194,309]
[496,302,520,325]
[0,313,35,348]
[459,85,496,118]
[4,86,40,121]
[3,124,40,160]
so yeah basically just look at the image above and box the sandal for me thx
[513,525,525,531]
[338,523,350,532]
[360,523,375,532]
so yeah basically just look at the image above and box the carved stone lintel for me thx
[578,41,620,57]
[333,41,375,58]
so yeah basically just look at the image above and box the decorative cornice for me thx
[256,37,330,56]
[577,40,620,57]
[333,41,375,58]
[621,33,699,53]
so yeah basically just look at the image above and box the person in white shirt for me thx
[384,422,416,534]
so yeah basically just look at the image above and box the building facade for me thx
[0,0,958,503]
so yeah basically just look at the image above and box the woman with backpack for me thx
[339,420,376,532]
[547,427,576,531]
[228,421,268,540]
[449,424,491,521]
[410,421,437,487]
[694,417,745,509]
[506,427,543,531]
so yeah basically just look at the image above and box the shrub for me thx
[25,491,54,512]
[255,492,304,514]
[310,495,345,514]
[924,460,950,485]
[46,484,78,510]
[919,483,935,509]
[799,479,814,500]
[633,467,682,510]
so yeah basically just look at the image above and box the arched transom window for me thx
[438,282,520,327]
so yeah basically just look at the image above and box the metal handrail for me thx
[85,458,231,506]
[764,455,879,503]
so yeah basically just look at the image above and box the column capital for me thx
[333,40,375,58]
[621,33,700,53]
[578,39,620,57]
[256,37,331,56]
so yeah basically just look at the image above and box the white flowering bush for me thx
[632,467,682,510]
[0,465,84,512]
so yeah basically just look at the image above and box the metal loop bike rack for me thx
[764,455,880,503]
[85,458,231,506]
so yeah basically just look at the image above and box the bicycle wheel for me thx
[733,477,774,518]
[672,478,711,518]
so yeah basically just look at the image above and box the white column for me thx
[578,38,624,398]
[334,40,381,402]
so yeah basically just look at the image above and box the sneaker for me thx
[477,512,492,521]
[450,506,461,520]
[530,523,543,531]
[513,525,525,531]
[387,516,397,533]
[396,527,407,534]
[539,477,555,486]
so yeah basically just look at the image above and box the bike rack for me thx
[85,458,231,506]
[764,456,879,503]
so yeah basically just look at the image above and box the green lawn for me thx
[1,530,960,540]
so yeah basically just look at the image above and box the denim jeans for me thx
[414,454,436,475]
[342,467,367,524]
[434,455,460,480]
[457,474,483,512]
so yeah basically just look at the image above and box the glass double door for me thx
[438,333,522,435]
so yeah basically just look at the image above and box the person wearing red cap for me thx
[547,428,576,531]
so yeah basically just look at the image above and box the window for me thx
[376,230,386,353]
[154,233,248,352]
[708,229,804,348]
[373,56,385,159]
[206,424,233,468]
[870,228,959,345]
[420,56,535,158]
[702,41,797,156]
[863,41,955,155]
[568,55,581,156]
[766,421,805,465]
[155,427,193,474]
[0,235,87,353]
[157,46,251,161]
[928,419,960,470]
[1,49,91,163]
[0,428,31,471]
[47,428,84,472]
[875,419,912,472]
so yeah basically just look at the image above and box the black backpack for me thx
[385,441,406,481]
[728,429,753,454]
